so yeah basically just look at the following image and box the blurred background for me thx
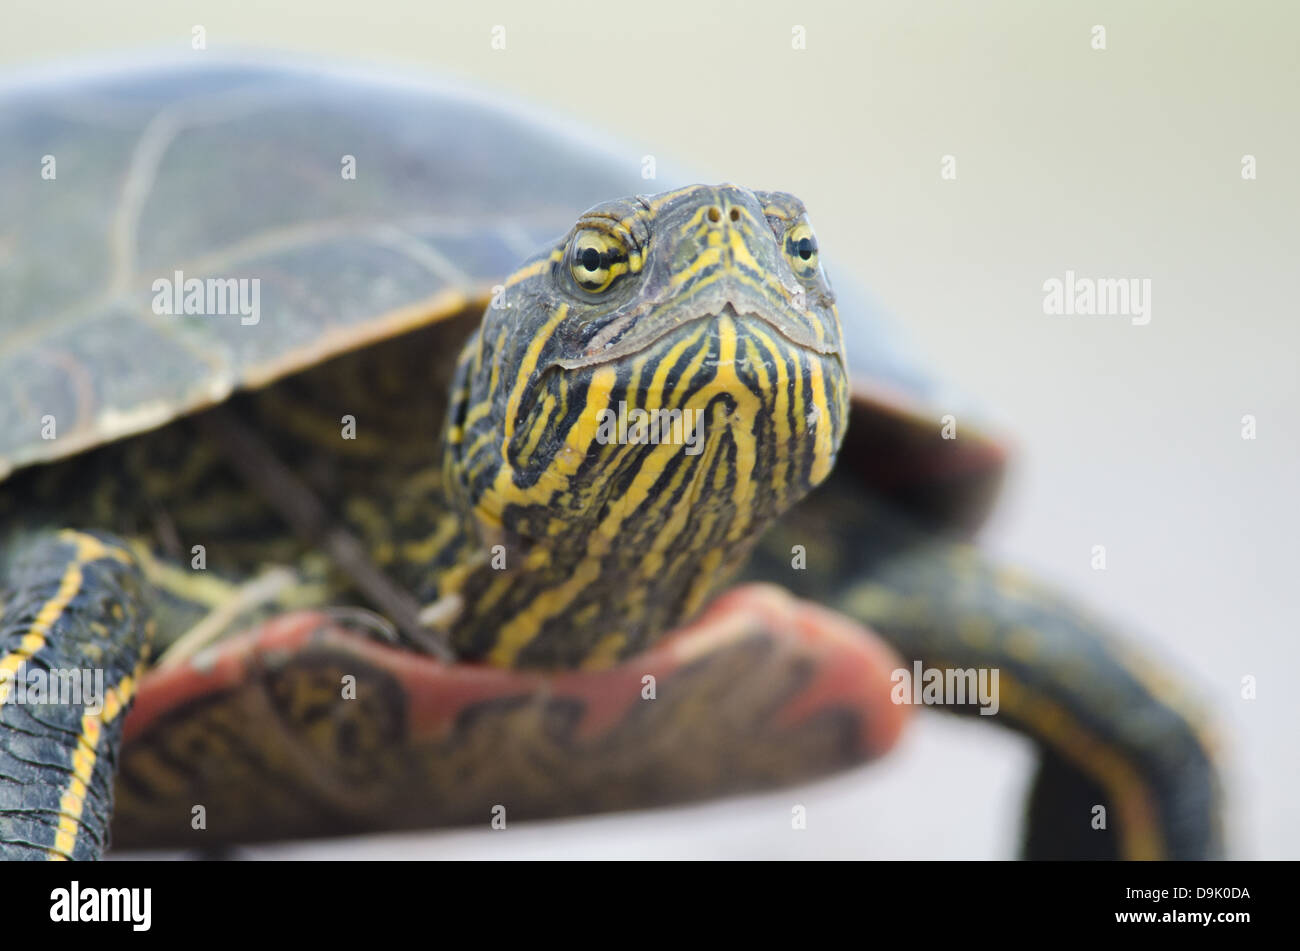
[3,0,1296,858]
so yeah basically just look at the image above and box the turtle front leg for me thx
[0,530,153,860]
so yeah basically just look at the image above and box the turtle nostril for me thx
[707,206,722,223]
[729,207,740,222]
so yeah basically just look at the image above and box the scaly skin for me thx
[0,532,150,859]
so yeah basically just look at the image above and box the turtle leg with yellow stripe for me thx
[748,467,1224,860]
[0,531,150,860]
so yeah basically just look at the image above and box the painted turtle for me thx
[0,59,1221,860]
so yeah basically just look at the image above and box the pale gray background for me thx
[6,1,1295,859]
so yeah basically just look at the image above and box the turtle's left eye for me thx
[783,222,820,279]
[568,229,629,294]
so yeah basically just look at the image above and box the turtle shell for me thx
[0,56,1004,520]
[0,59,638,478]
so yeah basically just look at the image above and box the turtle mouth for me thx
[555,299,840,372]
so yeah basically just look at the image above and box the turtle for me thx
[0,58,1222,861]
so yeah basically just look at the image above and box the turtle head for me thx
[442,184,848,666]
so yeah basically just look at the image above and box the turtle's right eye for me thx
[568,229,628,293]
[783,222,820,281]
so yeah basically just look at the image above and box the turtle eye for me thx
[568,229,628,294]
[783,222,820,280]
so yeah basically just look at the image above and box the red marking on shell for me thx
[124,587,908,761]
